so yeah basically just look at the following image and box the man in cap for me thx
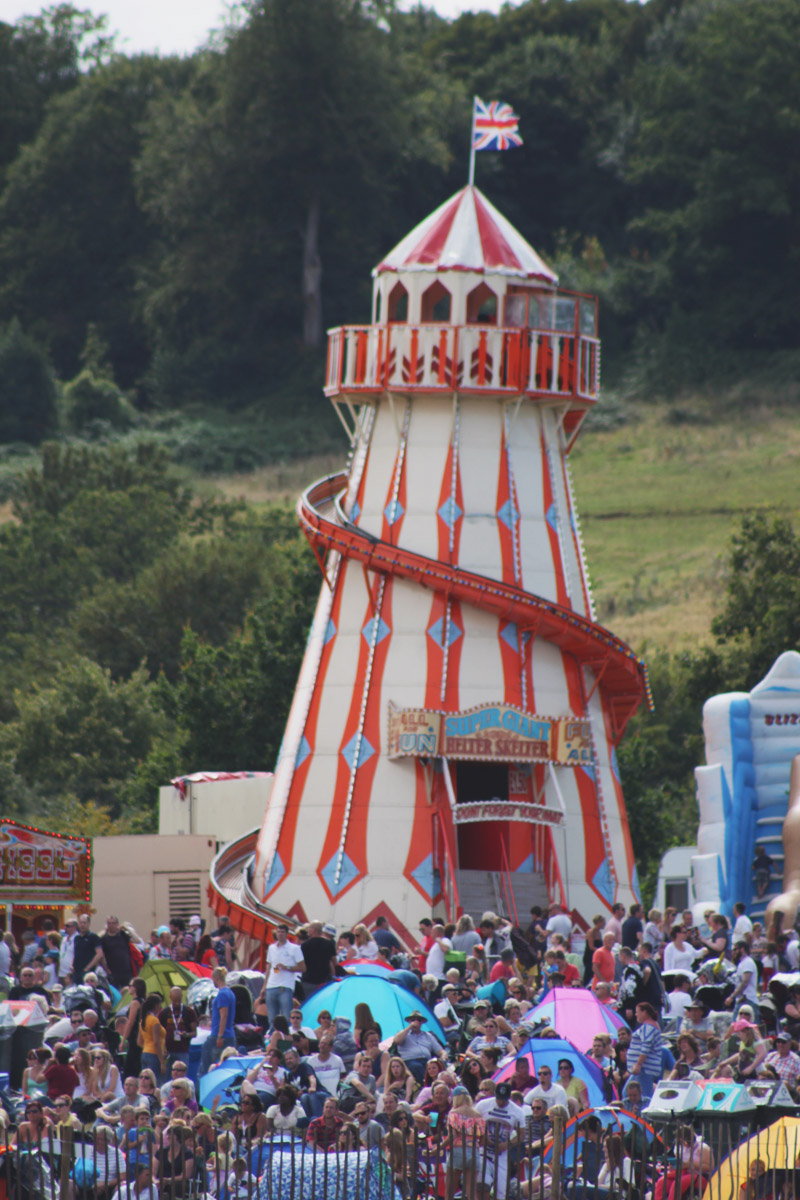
[434,985,461,1052]
[149,926,173,960]
[476,1079,526,1196]
[681,999,712,1043]
[763,1032,800,1091]
[390,1010,443,1082]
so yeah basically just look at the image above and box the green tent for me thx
[115,959,198,1010]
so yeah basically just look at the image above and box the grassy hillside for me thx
[571,401,800,654]
[205,398,800,659]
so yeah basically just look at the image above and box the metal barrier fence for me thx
[3,1111,798,1200]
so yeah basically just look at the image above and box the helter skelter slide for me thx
[209,185,652,944]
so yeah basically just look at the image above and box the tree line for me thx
[0,0,798,429]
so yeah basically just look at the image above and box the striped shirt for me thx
[629,1021,663,1077]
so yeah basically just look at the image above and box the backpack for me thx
[129,939,144,976]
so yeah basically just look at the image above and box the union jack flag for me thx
[472,97,523,152]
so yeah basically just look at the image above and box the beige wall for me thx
[158,777,271,841]
[82,835,217,938]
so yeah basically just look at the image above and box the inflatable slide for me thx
[693,651,800,926]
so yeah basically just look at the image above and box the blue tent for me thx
[198,1056,263,1110]
[494,1037,610,1107]
[302,976,447,1044]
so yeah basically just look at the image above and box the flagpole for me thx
[468,95,477,187]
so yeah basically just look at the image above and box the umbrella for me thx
[186,978,218,1015]
[343,959,396,977]
[493,1037,610,1107]
[541,1106,661,1165]
[302,976,447,1044]
[701,1115,800,1200]
[530,988,629,1051]
[178,961,213,979]
[198,1056,260,1110]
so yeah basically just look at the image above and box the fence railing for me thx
[4,1108,794,1200]
[325,324,600,403]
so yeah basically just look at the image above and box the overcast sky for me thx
[0,0,510,57]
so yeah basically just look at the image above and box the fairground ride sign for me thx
[453,800,564,827]
[387,702,592,766]
[0,820,91,905]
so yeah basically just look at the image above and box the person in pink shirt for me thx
[489,949,516,982]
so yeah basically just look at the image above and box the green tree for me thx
[0,318,58,444]
[621,0,800,371]
[135,0,454,405]
[0,53,192,385]
[0,5,114,181]
[2,656,159,811]
[158,537,319,771]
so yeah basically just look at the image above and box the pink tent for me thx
[530,987,628,1051]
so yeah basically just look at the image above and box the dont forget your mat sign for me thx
[387,702,591,766]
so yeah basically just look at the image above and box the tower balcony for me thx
[325,311,599,405]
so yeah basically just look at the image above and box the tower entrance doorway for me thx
[455,761,510,869]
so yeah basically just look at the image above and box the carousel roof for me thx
[375,185,557,284]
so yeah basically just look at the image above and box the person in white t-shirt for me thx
[264,925,305,1025]
[476,1082,526,1196]
[425,924,452,981]
[523,1064,567,1109]
[732,903,753,945]
[545,904,572,948]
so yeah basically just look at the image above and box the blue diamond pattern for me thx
[516,854,534,873]
[631,864,641,903]
[427,617,463,648]
[324,618,337,646]
[411,853,435,902]
[546,503,559,533]
[592,858,615,905]
[265,851,286,891]
[570,510,577,534]
[500,623,519,652]
[341,733,376,771]
[321,851,360,896]
[438,498,463,529]
[362,615,391,646]
[580,762,596,783]
[384,500,404,526]
[349,500,361,522]
[295,736,311,770]
[497,499,520,530]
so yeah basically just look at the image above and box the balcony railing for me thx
[325,322,600,402]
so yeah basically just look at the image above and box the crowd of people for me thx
[0,895,797,1200]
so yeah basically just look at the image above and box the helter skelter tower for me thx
[250,185,651,938]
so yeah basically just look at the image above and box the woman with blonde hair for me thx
[72,1047,101,1103]
[353,924,379,959]
[92,1047,123,1101]
[381,1055,416,1103]
[445,1086,484,1200]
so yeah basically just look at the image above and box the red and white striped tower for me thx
[251,186,651,938]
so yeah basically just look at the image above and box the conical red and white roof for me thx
[375,185,557,284]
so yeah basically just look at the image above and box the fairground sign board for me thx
[0,820,91,904]
[387,702,592,766]
[452,800,564,827]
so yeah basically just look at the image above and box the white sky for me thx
[0,0,510,57]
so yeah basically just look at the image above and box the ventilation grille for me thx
[167,875,202,922]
